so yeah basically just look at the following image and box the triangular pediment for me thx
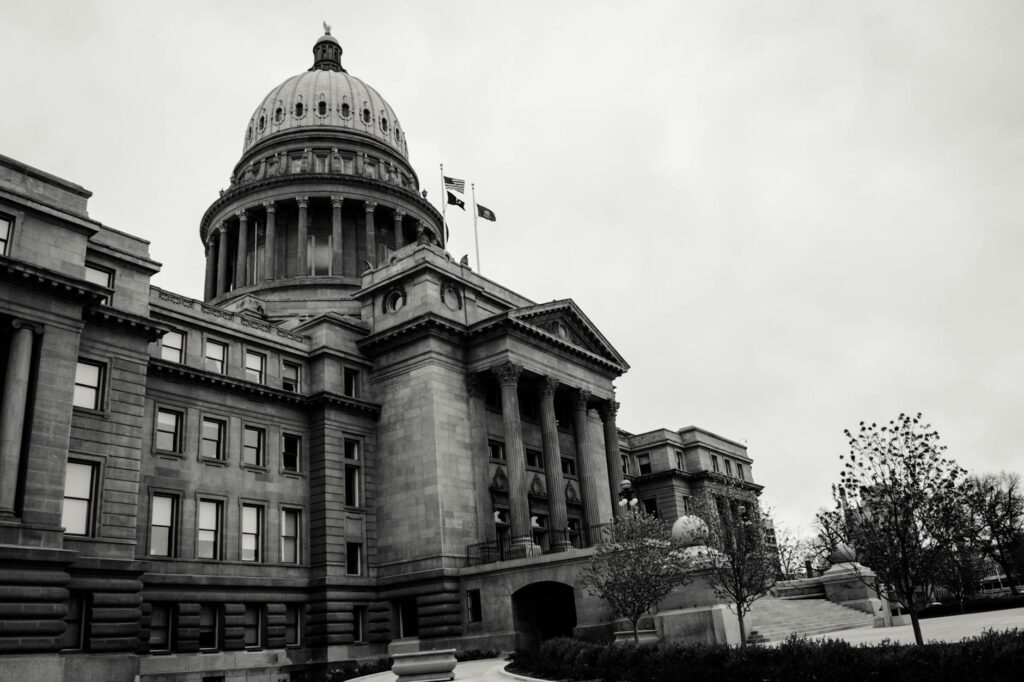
[508,299,629,371]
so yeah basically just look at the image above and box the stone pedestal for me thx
[820,561,886,621]
[655,604,742,646]
[391,649,457,682]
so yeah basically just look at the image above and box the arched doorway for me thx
[511,581,577,650]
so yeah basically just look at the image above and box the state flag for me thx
[444,176,466,193]
[447,191,465,210]
[477,204,496,221]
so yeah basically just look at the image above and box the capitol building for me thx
[0,28,759,681]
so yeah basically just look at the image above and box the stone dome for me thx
[242,32,409,159]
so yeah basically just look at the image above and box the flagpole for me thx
[439,164,447,247]
[471,182,481,274]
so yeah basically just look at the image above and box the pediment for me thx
[508,299,629,371]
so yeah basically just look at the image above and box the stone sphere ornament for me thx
[671,515,709,547]
[830,543,857,565]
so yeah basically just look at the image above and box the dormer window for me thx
[341,102,351,118]
[381,117,389,133]
[295,102,305,118]
[318,100,327,116]
[258,114,266,132]
[362,107,371,124]
[274,107,283,123]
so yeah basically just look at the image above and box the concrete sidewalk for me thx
[806,606,1024,645]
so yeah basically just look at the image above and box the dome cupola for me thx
[311,22,345,72]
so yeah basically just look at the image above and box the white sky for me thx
[4,1,1022,534]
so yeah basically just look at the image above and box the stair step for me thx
[746,597,874,643]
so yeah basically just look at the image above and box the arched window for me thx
[362,108,371,124]
[295,102,305,118]
[341,102,351,118]
[318,100,327,116]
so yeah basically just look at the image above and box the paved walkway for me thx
[351,657,511,682]
[806,606,1024,645]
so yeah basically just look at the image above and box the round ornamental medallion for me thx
[382,286,406,313]
[441,283,463,311]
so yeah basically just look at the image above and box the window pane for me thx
[84,265,111,287]
[73,385,98,410]
[198,501,217,530]
[243,505,257,532]
[76,362,100,387]
[152,496,172,525]
[282,510,297,535]
[150,526,170,556]
[161,331,183,362]
[64,461,94,499]
[62,498,89,535]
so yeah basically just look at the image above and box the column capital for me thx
[572,389,591,411]
[539,376,560,398]
[598,400,620,421]
[394,209,406,220]
[216,223,228,235]
[235,209,248,221]
[493,361,522,387]
[331,196,344,209]
[296,196,309,209]
[262,200,276,212]
[364,201,378,214]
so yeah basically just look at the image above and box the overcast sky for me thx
[4,1,1022,534]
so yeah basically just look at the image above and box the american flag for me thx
[444,176,466,193]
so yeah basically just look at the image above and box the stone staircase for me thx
[747,598,875,643]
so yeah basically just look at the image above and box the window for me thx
[675,449,684,470]
[561,457,577,476]
[620,452,632,475]
[341,102,351,118]
[346,542,362,575]
[466,590,482,623]
[197,499,222,559]
[282,434,301,473]
[737,464,745,481]
[62,592,87,650]
[344,438,361,507]
[161,330,184,363]
[308,234,332,276]
[243,605,262,649]
[73,360,104,410]
[281,508,300,564]
[525,448,544,470]
[285,604,301,646]
[567,518,582,549]
[725,460,734,477]
[682,496,692,515]
[149,494,177,556]
[711,455,720,473]
[637,453,652,475]
[241,504,263,562]
[343,368,360,398]
[201,418,225,460]
[531,514,548,550]
[245,350,265,384]
[62,460,97,536]
[295,102,304,118]
[643,498,659,518]
[156,409,182,452]
[204,340,226,374]
[150,604,174,653]
[352,605,366,642]
[0,214,11,255]
[282,362,300,392]
[488,440,505,461]
[317,100,327,116]
[84,264,113,304]
[198,604,219,650]
[243,426,265,467]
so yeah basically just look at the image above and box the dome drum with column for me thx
[199,30,444,310]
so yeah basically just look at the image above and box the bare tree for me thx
[810,508,847,573]
[692,483,777,646]
[579,508,693,644]
[774,521,813,580]
[969,472,1024,593]
[834,413,969,645]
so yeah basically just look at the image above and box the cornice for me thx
[307,390,382,417]
[469,316,627,376]
[357,313,467,357]
[0,256,109,306]
[694,471,765,493]
[85,307,169,341]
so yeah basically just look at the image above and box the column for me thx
[599,400,623,518]
[571,389,604,534]
[263,201,276,280]
[234,210,248,289]
[539,377,569,551]
[364,201,377,268]
[0,323,34,516]
[495,361,532,551]
[215,224,229,296]
[296,197,309,276]
[203,238,217,300]
[331,196,344,275]
[393,210,405,250]
[466,375,496,544]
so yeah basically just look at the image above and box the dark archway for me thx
[511,581,577,650]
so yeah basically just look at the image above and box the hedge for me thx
[508,630,1024,682]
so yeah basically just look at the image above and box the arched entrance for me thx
[511,581,577,650]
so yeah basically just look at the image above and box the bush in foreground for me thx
[509,630,1024,682]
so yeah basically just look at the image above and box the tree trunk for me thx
[737,610,746,647]
[909,606,924,646]
[631,619,640,645]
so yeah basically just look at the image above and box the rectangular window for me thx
[466,590,483,623]
[282,434,301,473]
[643,498,659,518]
[62,460,97,536]
[675,449,684,470]
[531,514,549,550]
[567,518,582,549]
[346,542,363,575]
[0,214,11,256]
[243,426,265,467]
[344,438,360,461]
[161,330,185,363]
[560,457,577,476]
[73,360,103,410]
[285,604,301,646]
[725,460,734,477]
[352,605,366,643]
[682,496,692,515]
[345,464,361,507]
[241,504,263,562]
[376,242,394,265]
[281,508,300,564]
[737,464,745,481]
[282,361,300,392]
[488,440,505,461]
[204,340,226,374]
[198,604,219,650]
[62,592,87,650]
[149,494,177,557]
[711,455,720,473]
[197,499,222,559]
[243,605,262,649]
[84,264,113,304]
[201,418,225,460]
[156,409,182,452]
[308,234,332,276]
[637,453,652,475]
[245,350,265,384]
[620,452,632,475]
[525,448,544,470]
[150,604,173,653]
[343,368,360,398]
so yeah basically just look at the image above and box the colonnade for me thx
[204,195,439,300]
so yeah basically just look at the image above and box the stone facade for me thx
[0,29,763,681]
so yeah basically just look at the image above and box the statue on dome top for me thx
[323,21,331,35]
